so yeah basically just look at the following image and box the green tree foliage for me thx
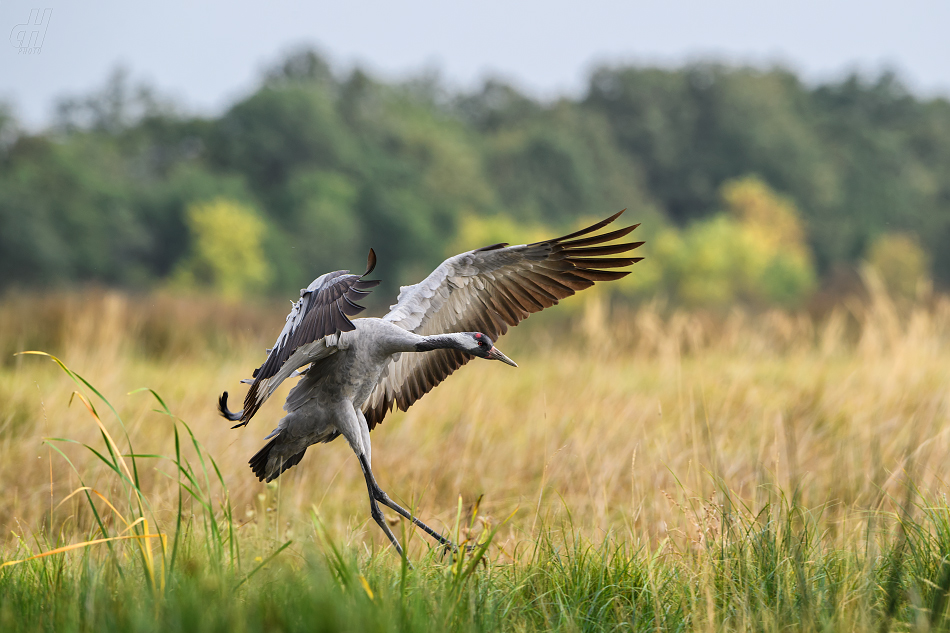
[206,85,357,209]
[458,81,659,227]
[446,213,550,256]
[0,135,151,286]
[172,198,271,299]
[630,176,816,307]
[0,103,17,150]
[1,49,949,302]
[864,233,931,300]
[584,66,950,280]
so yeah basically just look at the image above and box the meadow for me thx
[2,283,950,631]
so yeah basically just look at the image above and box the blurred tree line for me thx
[0,50,947,306]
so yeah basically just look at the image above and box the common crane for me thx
[219,210,643,554]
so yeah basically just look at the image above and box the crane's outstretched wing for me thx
[225,250,379,427]
[362,211,642,430]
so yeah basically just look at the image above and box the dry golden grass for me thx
[2,283,949,559]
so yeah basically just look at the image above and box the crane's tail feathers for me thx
[218,392,245,426]
[248,437,308,482]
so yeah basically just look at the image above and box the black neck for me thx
[414,334,464,352]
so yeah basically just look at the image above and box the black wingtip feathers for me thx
[219,391,249,428]
[364,248,377,277]
[218,391,242,422]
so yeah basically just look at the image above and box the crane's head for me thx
[464,332,517,367]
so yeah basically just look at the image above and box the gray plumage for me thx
[218,210,643,554]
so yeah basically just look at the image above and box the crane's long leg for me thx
[358,455,455,551]
[357,455,405,556]
[352,408,455,551]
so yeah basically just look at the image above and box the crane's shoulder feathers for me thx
[363,210,643,429]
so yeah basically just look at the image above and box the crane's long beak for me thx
[487,346,518,367]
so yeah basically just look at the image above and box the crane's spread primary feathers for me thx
[363,209,642,429]
[218,210,643,556]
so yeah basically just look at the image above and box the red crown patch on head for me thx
[474,333,482,340]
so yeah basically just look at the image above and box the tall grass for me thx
[1,283,950,629]
[4,376,950,632]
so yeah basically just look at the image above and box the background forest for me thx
[2,48,947,308]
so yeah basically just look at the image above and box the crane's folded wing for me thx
[240,250,379,424]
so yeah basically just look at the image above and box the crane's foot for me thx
[373,489,455,550]
[437,540,458,560]
[437,540,486,564]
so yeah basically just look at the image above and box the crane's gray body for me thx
[256,320,472,479]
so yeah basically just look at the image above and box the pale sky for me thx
[1,0,948,129]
